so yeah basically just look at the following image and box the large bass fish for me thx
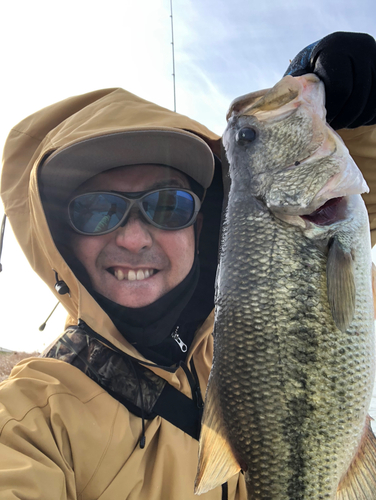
[195,74,376,499]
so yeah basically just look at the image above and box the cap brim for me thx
[39,129,215,205]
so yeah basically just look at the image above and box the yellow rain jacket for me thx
[1,87,376,500]
[0,88,247,500]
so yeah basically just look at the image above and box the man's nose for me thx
[114,213,153,252]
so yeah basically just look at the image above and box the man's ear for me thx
[195,213,203,253]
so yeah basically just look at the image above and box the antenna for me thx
[170,0,176,112]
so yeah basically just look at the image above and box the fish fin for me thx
[336,416,376,500]
[194,382,241,495]
[326,238,356,332]
[372,263,376,320]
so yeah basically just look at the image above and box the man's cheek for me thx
[71,236,99,268]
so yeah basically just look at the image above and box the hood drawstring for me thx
[39,301,60,331]
[53,270,70,296]
[0,214,7,272]
[38,269,69,331]
[130,359,146,449]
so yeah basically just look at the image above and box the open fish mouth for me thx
[301,196,346,226]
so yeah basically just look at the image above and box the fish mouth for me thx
[301,196,346,226]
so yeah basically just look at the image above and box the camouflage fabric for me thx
[44,326,166,416]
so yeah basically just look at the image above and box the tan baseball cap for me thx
[39,128,215,205]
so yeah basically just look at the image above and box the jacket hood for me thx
[1,88,222,361]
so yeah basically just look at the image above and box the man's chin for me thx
[112,296,161,308]
[99,282,166,308]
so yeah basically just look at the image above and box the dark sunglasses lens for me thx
[70,193,128,234]
[142,190,196,228]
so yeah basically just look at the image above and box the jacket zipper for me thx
[171,326,188,352]
[179,360,204,412]
[189,359,204,410]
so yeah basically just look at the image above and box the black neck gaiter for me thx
[91,256,202,365]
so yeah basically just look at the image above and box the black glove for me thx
[284,32,376,130]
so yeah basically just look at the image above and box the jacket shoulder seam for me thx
[0,388,106,436]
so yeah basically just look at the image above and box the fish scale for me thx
[196,74,376,499]
[214,190,373,499]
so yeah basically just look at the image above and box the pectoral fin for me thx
[195,380,242,495]
[326,238,356,332]
[336,416,376,500]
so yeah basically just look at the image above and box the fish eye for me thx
[236,127,257,144]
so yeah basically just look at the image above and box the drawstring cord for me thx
[0,214,7,272]
[130,359,146,448]
[39,301,60,331]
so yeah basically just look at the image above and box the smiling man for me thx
[0,87,249,499]
[1,31,376,500]
[70,165,198,308]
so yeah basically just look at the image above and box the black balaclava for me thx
[91,253,201,365]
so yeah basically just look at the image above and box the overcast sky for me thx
[1,0,376,353]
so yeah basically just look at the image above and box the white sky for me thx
[1,0,376,352]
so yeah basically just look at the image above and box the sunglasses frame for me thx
[68,187,201,235]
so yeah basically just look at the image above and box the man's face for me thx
[71,165,197,308]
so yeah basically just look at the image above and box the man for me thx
[0,86,243,500]
[1,32,376,499]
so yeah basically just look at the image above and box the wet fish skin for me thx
[196,75,375,499]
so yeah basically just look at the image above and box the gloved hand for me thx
[284,32,376,130]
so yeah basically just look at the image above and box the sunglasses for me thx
[68,188,201,235]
